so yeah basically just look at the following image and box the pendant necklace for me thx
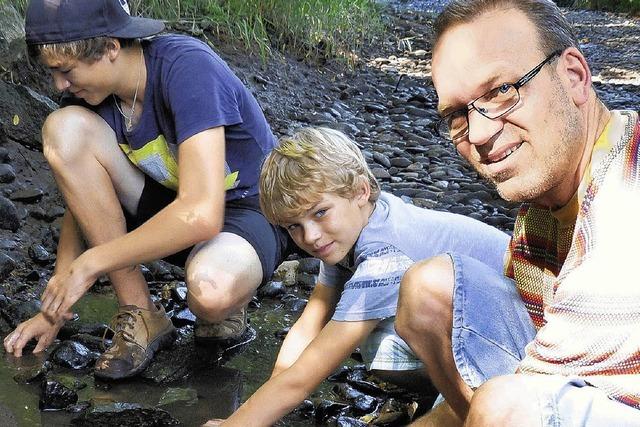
[113,46,143,130]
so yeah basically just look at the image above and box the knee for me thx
[185,266,240,322]
[42,106,105,167]
[395,255,454,343]
[466,375,537,427]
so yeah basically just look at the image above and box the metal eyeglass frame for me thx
[436,49,563,141]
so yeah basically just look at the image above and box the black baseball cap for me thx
[25,0,165,45]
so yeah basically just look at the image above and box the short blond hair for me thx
[260,127,380,225]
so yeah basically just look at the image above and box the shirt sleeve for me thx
[163,49,243,144]
[332,244,414,322]
[318,262,352,288]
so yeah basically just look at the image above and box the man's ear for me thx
[105,38,121,62]
[557,47,591,106]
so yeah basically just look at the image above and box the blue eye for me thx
[498,84,511,94]
[314,209,327,218]
[286,224,299,231]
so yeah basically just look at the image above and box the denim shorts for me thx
[449,252,536,388]
[360,316,423,371]
[447,252,640,426]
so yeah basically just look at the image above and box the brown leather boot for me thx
[94,303,176,380]
[194,306,247,343]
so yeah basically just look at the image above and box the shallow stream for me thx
[0,292,324,426]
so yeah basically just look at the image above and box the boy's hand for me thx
[3,312,68,357]
[202,419,225,426]
[40,256,96,322]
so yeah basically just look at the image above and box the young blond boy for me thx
[206,127,510,426]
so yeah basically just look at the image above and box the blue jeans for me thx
[447,253,640,426]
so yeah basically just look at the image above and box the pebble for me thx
[0,163,15,183]
[0,196,19,231]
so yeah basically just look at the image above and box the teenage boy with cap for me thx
[3,0,288,380]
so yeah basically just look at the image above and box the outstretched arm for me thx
[40,126,226,321]
[271,282,339,377]
[219,318,378,427]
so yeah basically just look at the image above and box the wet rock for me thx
[0,238,17,250]
[40,378,78,411]
[28,243,50,265]
[282,295,308,312]
[336,416,368,427]
[59,323,109,340]
[70,403,180,426]
[9,187,45,203]
[25,269,41,282]
[297,257,321,275]
[157,387,198,407]
[332,383,378,413]
[0,252,15,280]
[0,196,19,231]
[273,260,299,286]
[13,360,52,384]
[314,399,350,422]
[297,272,317,290]
[70,334,109,353]
[50,340,99,370]
[4,299,40,326]
[0,163,16,183]
[171,284,188,301]
[258,280,286,298]
[172,307,196,327]
[66,401,91,414]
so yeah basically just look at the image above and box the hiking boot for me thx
[94,303,176,380]
[194,306,247,343]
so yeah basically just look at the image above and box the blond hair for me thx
[260,127,380,225]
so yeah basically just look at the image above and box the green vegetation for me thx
[4,0,383,62]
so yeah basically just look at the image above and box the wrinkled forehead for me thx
[432,8,544,106]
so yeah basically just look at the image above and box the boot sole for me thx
[94,325,177,380]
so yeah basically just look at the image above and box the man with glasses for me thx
[395,0,640,425]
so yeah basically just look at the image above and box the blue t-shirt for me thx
[92,34,276,201]
[319,192,510,321]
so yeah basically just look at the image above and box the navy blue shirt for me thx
[89,34,276,201]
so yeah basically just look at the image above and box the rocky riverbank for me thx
[0,1,638,425]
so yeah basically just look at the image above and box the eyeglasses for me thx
[436,50,562,141]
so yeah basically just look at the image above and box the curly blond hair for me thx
[259,127,380,225]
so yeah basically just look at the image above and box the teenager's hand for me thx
[3,312,67,357]
[202,419,225,426]
[40,256,96,323]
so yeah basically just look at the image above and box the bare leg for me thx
[396,255,473,419]
[412,401,462,427]
[185,232,262,322]
[42,106,152,310]
[464,375,540,427]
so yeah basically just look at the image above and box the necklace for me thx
[113,46,143,130]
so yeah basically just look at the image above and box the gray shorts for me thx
[360,316,423,371]
[448,252,640,426]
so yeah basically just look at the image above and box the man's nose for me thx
[52,72,70,92]
[466,109,503,146]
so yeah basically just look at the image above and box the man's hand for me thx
[3,312,67,357]
[40,256,96,323]
[202,419,225,427]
